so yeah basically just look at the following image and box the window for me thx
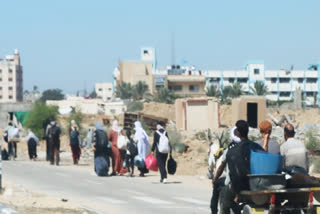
[0,69,2,73]
[169,85,182,91]
[254,69,260,75]
[189,85,199,92]
[279,78,290,83]
[271,91,278,95]
[298,78,304,83]
[306,92,317,97]
[229,78,235,83]
[0,78,2,81]
[9,69,12,73]
[209,78,220,83]
[0,96,2,99]
[8,87,13,90]
[8,78,12,82]
[98,88,102,91]
[279,92,291,97]
[271,78,277,83]
[238,78,248,83]
[108,88,112,91]
[306,78,317,83]
[8,95,13,99]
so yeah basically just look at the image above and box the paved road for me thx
[3,161,212,214]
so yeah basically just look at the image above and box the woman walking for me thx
[26,130,39,160]
[69,120,81,165]
[108,120,127,175]
[134,121,149,177]
[151,121,171,183]
[93,122,110,176]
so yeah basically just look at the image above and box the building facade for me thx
[95,82,113,101]
[0,50,23,103]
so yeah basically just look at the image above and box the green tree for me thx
[154,88,180,104]
[231,82,243,98]
[133,81,149,100]
[40,89,65,103]
[250,81,268,96]
[25,101,59,139]
[206,85,220,97]
[116,82,133,99]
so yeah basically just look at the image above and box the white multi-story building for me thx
[95,82,113,102]
[204,62,320,105]
[0,50,23,103]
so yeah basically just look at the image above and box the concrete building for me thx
[166,75,206,97]
[0,50,23,103]
[232,96,266,128]
[205,62,320,106]
[95,82,113,102]
[175,97,220,131]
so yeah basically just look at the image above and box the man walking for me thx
[46,118,61,165]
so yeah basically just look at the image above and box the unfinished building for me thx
[175,97,220,131]
[232,96,266,128]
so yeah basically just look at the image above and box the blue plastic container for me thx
[250,150,283,175]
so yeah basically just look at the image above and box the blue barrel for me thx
[250,150,283,175]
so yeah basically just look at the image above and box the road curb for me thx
[0,204,19,214]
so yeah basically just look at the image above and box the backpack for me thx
[94,156,108,176]
[49,124,60,140]
[157,131,170,153]
[167,154,177,175]
[1,149,8,161]
[94,130,108,150]
[128,139,138,157]
[226,140,264,193]
[117,132,127,150]
[70,130,79,145]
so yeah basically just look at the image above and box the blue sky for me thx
[1,0,319,93]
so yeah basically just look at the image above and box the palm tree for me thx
[231,82,243,98]
[250,81,268,96]
[133,81,149,100]
[154,88,179,104]
[206,85,220,97]
[116,82,133,100]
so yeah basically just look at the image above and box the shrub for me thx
[25,101,59,139]
[195,131,207,141]
[127,101,144,112]
[167,127,182,148]
[213,130,230,148]
[305,129,320,151]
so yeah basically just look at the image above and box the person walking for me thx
[134,121,149,177]
[46,118,61,165]
[93,122,110,176]
[43,118,51,161]
[26,130,39,160]
[108,120,127,175]
[125,129,137,177]
[7,124,19,160]
[151,121,171,183]
[69,120,81,165]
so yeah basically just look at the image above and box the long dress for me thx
[134,129,149,174]
[108,130,127,174]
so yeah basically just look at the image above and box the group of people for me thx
[210,120,309,214]
[92,120,172,183]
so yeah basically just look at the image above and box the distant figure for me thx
[108,120,127,175]
[151,121,171,183]
[281,123,309,175]
[7,123,19,160]
[46,118,61,165]
[256,120,280,154]
[125,129,137,177]
[43,118,51,161]
[134,121,149,177]
[85,128,93,149]
[93,122,110,176]
[69,120,81,165]
[26,130,39,160]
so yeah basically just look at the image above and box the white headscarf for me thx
[26,131,39,145]
[112,120,119,132]
[230,126,241,143]
[134,121,149,143]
